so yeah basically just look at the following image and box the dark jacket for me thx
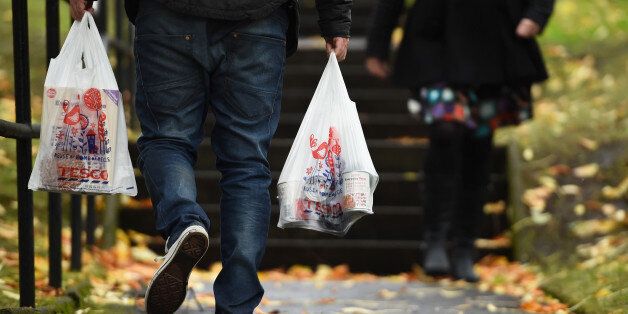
[366,0,554,88]
[125,0,352,57]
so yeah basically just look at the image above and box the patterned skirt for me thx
[413,84,532,137]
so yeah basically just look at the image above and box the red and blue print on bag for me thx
[277,53,378,236]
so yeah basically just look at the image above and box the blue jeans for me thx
[133,1,287,312]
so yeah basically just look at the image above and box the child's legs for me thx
[423,121,465,241]
[452,131,494,246]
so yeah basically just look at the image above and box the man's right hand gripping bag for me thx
[278,53,379,236]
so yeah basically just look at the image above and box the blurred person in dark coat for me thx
[366,0,554,281]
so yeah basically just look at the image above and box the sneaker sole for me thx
[146,232,208,314]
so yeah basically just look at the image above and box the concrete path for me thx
[176,280,524,314]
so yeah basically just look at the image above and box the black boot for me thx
[422,223,451,276]
[422,122,464,277]
[450,132,493,283]
[423,239,450,276]
[451,243,479,282]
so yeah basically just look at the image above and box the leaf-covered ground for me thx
[507,144,628,313]
[0,225,568,313]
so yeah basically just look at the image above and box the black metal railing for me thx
[11,0,35,306]
[45,0,64,293]
[2,0,135,308]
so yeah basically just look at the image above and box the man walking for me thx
[70,0,351,312]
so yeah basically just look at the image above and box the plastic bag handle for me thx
[55,13,105,71]
[82,13,108,70]
[326,53,352,104]
[84,13,120,86]
[84,13,109,68]
[56,21,81,61]
[59,14,94,70]
[57,12,94,59]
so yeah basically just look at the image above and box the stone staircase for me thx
[122,0,510,274]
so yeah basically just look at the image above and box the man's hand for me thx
[70,0,94,21]
[365,57,390,79]
[516,18,541,38]
[325,37,349,61]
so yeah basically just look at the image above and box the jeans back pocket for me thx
[223,31,286,119]
[135,34,201,113]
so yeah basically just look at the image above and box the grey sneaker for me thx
[145,225,209,314]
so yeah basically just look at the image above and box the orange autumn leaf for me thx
[316,297,336,304]
[286,265,314,279]
[330,264,350,280]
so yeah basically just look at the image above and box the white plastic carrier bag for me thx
[28,13,137,196]
[277,53,379,236]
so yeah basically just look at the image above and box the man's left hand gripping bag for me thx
[29,13,137,196]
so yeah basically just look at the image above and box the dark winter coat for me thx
[125,0,353,57]
[366,0,554,87]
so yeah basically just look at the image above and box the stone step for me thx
[281,88,412,114]
[284,43,407,114]
[120,203,509,241]
[243,239,511,274]
[284,64,396,90]
[128,139,507,173]
[203,113,426,139]
[132,170,508,206]
[145,238,511,274]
